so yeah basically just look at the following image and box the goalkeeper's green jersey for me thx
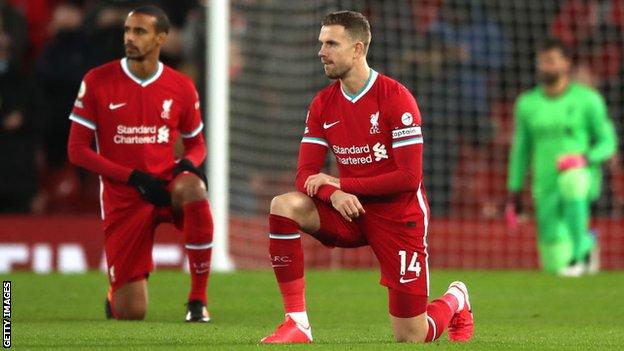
[507,82,617,198]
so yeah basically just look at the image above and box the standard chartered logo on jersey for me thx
[114,125,170,144]
[332,142,388,165]
[157,126,169,143]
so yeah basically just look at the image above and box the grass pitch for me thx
[6,270,624,350]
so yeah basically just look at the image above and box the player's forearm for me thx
[586,123,617,164]
[507,158,528,192]
[68,144,133,182]
[295,143,337,201]
[67,123,132,182]
[295,169,338,201]
[507,138,530,191]
[182,134,207,166]
[340,169,420,196]
[507,165,527,192]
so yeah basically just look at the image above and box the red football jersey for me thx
[297,70,429,219]
[69,58,203,212]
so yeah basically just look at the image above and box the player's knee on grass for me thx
[390,313,428,343]
[171,174,207,208]
[113,280,148,320]
[115,302,147,321]
[270,192,318,228]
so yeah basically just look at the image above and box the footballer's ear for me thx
[156,31,167,44]
[354,41,366,59]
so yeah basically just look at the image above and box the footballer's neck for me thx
[127,55,160,80]
[340,61,371,96]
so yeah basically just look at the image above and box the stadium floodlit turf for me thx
[7,270,624,350]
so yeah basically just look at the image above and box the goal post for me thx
[207,0,235,272]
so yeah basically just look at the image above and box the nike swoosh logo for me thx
[109,102,126,110]
[399,277,418,284]
[195,268,210,274]
[297,324,311,331]
[271,264,290,268]
[323,121,340,129]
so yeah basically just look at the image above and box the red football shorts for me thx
[311,198,430,315]
[102,185,183,292]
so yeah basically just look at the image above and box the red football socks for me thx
[184,200,214,305]
[425,293,458,342]
[269,214,305,313]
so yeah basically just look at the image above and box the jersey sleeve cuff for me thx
[69,113,96,130]
[301,136,328,147]
[392,137,423,149]
[339,178,356,194]
[317,184,339,201]
[181,122,204,138]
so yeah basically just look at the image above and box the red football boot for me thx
[260,315,313,344]
[447,281,474,342]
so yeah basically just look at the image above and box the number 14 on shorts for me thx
[399,250,421,277]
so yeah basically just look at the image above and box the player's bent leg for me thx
[261,192,319,344]
[112,279,148,320]
[390,313,428,342]
[170,173,207,208]
[270,192,321,232]
[559,168,594,275]
[535,195,573,274]
[171,173,213,322]
[388,283,473,343]
[388,289,429,342]
[102,205,154,321]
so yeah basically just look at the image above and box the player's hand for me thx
[127,170,171,207]
[329,190,365,222]
[304,173,340,197]
[173,158,207,187]
[557,154,587,171]
[505,192,522,232]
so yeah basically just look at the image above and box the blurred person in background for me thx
[550,0,624,216]
[67,5,213,322]
[33,2,96,213]
[1,0,28,69]
[402,0,508,216]
[154,0,197,70]
[0,30,43,212]
[84,0,133,64]
[550,0,623,89]
[8,0,58,65]
[506,39,617,277]
[37,2,90,170]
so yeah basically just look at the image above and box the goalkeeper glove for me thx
[127,170,171,207]
[557,154,587,171]
[173,159,207,186]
